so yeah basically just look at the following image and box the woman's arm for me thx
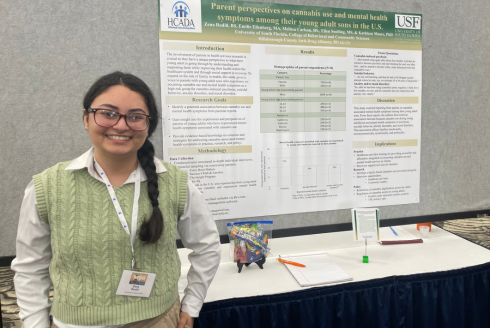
[11,181,53,328]
[177,180,221,318]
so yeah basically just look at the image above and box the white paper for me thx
[379,226,420,242]
[352,208,379,241]
[280,252,353,287]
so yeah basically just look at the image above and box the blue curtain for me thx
[195,262,490,328]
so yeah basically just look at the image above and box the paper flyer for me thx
[352,208,380,241]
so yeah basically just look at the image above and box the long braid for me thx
[138,139,164,243]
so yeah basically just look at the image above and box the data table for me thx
[260,70,346,133]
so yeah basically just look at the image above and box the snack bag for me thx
[234,239,248,263]
[227,221,273,263]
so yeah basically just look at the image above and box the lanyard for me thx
[94,159,141,270]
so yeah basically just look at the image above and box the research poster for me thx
[159,0,422,220]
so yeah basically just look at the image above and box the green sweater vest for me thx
[32,160,187,325]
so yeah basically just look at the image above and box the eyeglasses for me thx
[87,108,152,131]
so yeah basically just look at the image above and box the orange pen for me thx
[278,258,306,267]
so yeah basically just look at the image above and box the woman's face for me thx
[84,85,149,160]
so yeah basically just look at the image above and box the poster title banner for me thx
[160,0,422,50]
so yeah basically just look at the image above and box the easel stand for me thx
[237,256,266,273]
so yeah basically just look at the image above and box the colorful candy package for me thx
[227,221,273,263]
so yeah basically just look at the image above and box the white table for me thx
[178,224,490,302]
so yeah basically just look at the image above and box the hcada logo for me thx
[168,1,195,30]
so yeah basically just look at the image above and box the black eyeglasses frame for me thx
[86,108,152,131]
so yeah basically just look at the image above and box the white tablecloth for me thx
[177,224,490,302]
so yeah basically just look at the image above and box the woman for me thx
[12,72,221,328]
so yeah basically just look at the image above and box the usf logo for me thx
[395,14,422,29]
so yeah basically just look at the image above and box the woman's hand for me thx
[177,311,194,328]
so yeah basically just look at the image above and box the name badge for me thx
[116,270,156,298]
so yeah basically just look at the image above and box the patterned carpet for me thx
[2,218,490,327]
[433,218,490,249]
[0,266,19,328]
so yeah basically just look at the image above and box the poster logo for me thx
[129,273,148,286]
[395,14,422,29]
[160,0,202,33]
[173,2,190,18]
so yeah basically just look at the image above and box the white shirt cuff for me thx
[23,310,51,328]
[181,293,203,318]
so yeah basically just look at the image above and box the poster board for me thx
[159,0,422,220]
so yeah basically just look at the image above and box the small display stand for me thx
[363,237,369,263]
[236,256,266,273]
[351,208,380,263]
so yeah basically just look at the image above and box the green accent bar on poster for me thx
[260,88,346,93]
[260,75,347,81]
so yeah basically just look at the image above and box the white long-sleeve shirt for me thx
[11,148,221,328]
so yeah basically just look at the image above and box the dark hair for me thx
[83,71,163,244]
